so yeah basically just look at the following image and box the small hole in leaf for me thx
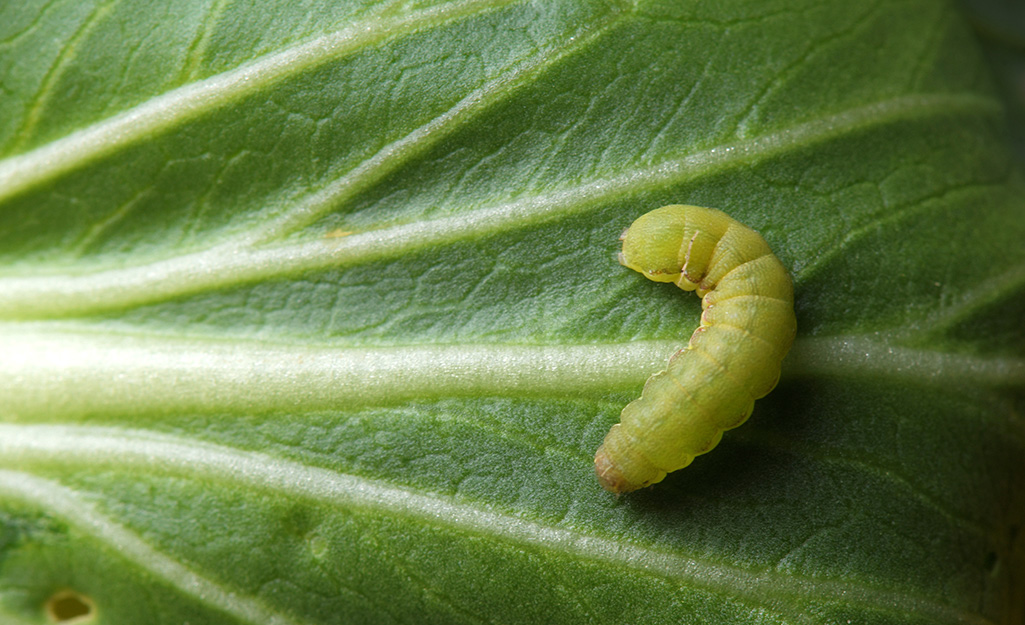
[46,590,95,623]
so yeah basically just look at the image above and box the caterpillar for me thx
[595,205,796,494]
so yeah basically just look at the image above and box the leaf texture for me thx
[1,1,1023,624]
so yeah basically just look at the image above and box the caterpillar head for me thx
[618,206,691,284]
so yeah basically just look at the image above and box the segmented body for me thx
[595,205,796,494]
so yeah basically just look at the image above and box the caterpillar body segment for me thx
[595,205,796,494]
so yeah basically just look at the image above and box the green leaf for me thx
[960,0,1025,161]
[2,1,1023,624]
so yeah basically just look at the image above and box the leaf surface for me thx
[1,1,1024,624]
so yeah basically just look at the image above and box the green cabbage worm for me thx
[595,205,796,494]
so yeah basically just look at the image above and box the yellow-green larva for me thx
[595,205,796,494]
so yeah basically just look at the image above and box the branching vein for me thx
[0,427,996,625]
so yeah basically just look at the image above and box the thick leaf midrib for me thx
[0,94,1001,320]
[787,335,1025,391]
[0,427,996,625]
[0,330,679,418]
[1,330,1021,421]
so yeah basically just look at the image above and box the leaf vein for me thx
[7,0,118,154]
[0,0,526,202]
[0,426,997,625]
[0,470,312,625]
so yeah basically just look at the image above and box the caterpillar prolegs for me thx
[595,205,797,494]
